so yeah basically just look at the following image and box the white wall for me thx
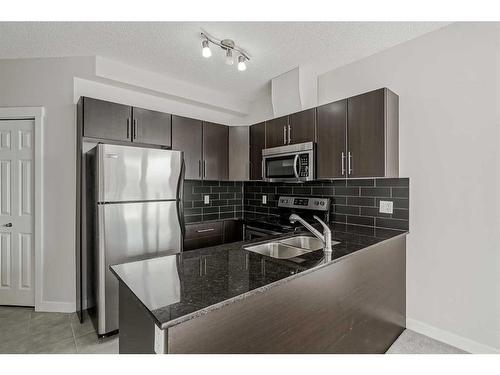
[0,56,252,311]
[318,22,500,353]
[0,57,95,311]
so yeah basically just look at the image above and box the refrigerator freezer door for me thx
[97,201,181,335]
[97,144,182,202]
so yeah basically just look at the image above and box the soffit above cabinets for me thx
[0,22,448,104]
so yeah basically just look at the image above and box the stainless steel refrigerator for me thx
[94,144,184,335]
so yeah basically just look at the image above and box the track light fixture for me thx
[200,31,250,71]
[201,39,212,58]
[237,55,247,71]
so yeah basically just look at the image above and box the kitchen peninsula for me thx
[111,224,407,354]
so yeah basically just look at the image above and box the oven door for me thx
[245,226,282,241]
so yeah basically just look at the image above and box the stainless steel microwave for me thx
[262,142,314,182]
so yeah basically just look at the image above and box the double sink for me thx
[244,235,340,260]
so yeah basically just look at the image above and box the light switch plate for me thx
[379,200,393,214]
[262,195,267,204]
[204,195,210,204]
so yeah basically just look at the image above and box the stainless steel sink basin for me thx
[244,242,310,259]
[279,236,340,251]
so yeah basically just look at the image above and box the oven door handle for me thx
[293,154,300,179]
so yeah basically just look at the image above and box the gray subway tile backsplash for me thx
[184,178,409,231]
[243,177,409,231]
[183,180,244,223]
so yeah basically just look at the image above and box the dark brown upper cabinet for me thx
[132,107,171,147]
[316,100,347,179]
[264,109,315,149]
[287,108,316,145]
[82,97,132,142]
[249,122,265,180]
[347,88,399,178]
[203,122,229,181]
[265,116,288,148]
[172,115,203,180]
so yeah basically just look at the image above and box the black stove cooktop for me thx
[244,216,295,233]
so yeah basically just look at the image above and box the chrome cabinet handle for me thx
[341,152,345,176]
[283,126,286,145]
[126,118,130,139]
[198,160,202,178]
[2,223,12,227]
[203,160,206,178]
[348,151,353,175]
[288,124,291,144]
[133,119,138,140]
[196,228,214,233]
[199,257,208,276]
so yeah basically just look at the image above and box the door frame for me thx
[0,107,44,310]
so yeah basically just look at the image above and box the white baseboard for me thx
[36,300,76,313]
[406,318,500,354]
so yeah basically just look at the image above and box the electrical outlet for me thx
[262,195,267,204]
[379,200,393,214]
[204,195,210,204]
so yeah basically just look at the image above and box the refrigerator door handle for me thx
[176,156,186,247]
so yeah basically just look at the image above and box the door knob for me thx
[3,223,12,227]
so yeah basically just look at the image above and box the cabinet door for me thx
[288,108,315,145]
[132,107,171,147]
[223,220,243,243]
[265,116,287,148]
[203,122,228,181]
[82,97,131,141]
[184,221,223,251]
[316,100,347,178]
[249,122,265,180]
[172,115,203,180]
[347,89,385,178]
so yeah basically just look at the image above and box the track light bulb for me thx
[202,40,211,58]
[238,55,247,71]
[225,49,233,65]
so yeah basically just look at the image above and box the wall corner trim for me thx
[37,301,76,313]
[406,318,500,354]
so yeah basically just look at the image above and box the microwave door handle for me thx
[293,154,300,179]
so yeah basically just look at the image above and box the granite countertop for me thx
[110,223,407,330]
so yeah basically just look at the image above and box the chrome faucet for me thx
[289,214,333,253]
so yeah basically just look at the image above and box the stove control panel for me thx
[278,196,330,211]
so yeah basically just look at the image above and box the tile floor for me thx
[0,306,118,354]
[0,305,466,354]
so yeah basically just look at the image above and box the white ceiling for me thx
[0,22,448,102]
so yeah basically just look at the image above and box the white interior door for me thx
[0,119,35,306]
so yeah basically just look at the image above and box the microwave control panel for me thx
[298,154,309,177]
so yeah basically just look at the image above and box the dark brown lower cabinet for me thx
[184,221,223,251]
[184,220,243,251]
[223,220,243,243]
